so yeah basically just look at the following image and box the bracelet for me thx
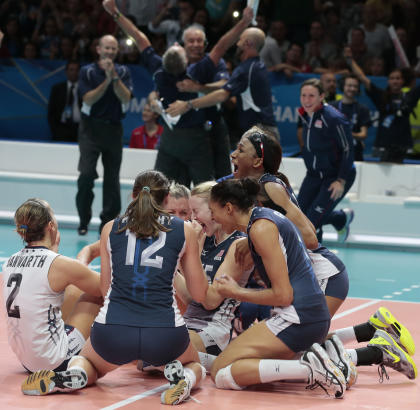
[113,11,121,21]
[112,76,119,82]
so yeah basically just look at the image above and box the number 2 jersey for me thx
[2,246,68,371]
[95,216,186,328]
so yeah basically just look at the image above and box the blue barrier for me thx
[0,58,416,154]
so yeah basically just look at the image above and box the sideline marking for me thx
[332,299,380,320]
[101,384,169,410]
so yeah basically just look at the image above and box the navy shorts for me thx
[91,322,190,366]
[324,269,349,300]
[266,316,330,352]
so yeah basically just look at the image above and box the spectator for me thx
[48,60,81,143]
[365,55,386,76]
[260,20,290,70]
[268,42,312,78]
[332,73,371,161]
[148,0,196,48]
[359,3,391,58]
[383,27,417,72]
[0,15,23,58]
[129,102,163,149]
[347,48,420,163]
[22,41,39,60]
[320,71,341,102]
[76,34,133,235]
[348,27,373,70]
[304,20,338,70]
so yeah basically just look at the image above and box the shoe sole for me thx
[328,335,358,389]
[370,307,415,356]
[21,368,87,396]
[337,209,354,243]
[311,343,346,399]
[369,330,417,380]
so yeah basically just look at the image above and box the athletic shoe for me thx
[161,360,192,405]
[368,329,417,380]
[21,368,87,396]
[336,208,354,243]
[369,307,415,356]
[300,343,346,399]
[325,335,358,389]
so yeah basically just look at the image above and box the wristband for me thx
[112,76,119,82]
[113,11,121,21]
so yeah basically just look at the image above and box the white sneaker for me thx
[325,335,357,389]
[300,343,346,399]
[161,360,192,405]
[336,208,354,243]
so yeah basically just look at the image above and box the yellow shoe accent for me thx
[21,370,56,396]
[368,330,417,380]
[161,379,191,405]
[369,307,415,356]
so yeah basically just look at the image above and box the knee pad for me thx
[67,355,85,368]
[214,365,243,390]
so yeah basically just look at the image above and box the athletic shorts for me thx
[190,328,223,356]
[319,269,349,300]
[91,322,190,366]
[265,315,330,353]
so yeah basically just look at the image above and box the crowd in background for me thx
[1,0,420,77]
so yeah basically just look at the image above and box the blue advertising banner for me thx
[0,58,417,155]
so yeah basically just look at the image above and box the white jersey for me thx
[2,246,69,371]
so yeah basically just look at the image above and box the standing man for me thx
[332,73,371,161]
[166,27,278,140]
[48,61,81,143]
[76,34,133,235]
[103,0,252,185]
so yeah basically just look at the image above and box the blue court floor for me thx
[0,222,419,303]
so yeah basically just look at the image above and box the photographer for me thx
[345,47,420,163]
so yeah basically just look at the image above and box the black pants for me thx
[154,125,214,186]
[76,117,123,230]
[209,117,232,179]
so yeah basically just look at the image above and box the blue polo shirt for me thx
[78,62,133,123]
[189,54,229,121]
[223,56,276,132]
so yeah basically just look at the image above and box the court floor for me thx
[0,223,419,409]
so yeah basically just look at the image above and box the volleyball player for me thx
[207,178,346,398]
[21,171,209,405]
[2,199,102,373]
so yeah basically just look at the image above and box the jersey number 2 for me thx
[6,273,22,318]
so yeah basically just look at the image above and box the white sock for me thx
[184,367,197,389]
[258,359,310,383]
[346,349,358,365]
[198,352,217,372]
[334,327,357,344]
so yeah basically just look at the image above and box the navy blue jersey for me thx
[247,207,330,323]
[223,56,275,132]
[298,103,354,180]
[184,231,245,323]
[95,216,186,327]
[189,54,229,121]
[78,62,133,123]
[259,173,298,214]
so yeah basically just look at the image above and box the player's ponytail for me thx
[119,170,171,238]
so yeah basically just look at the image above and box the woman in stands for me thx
[21,171,209,406]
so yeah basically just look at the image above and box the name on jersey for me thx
[6,254,47,268]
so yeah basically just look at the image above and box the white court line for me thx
[100,383,169,410]
[332,299,380,320]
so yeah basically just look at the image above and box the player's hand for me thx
[103,0,117,15]
[242,6,254,25]
[214,274,241,298]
